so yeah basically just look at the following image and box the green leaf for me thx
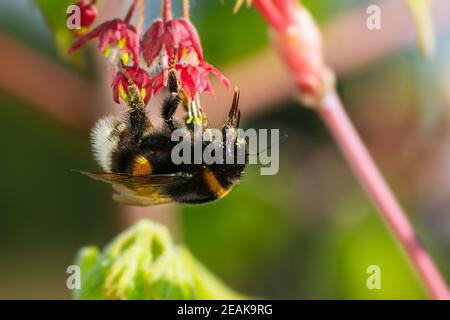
[74,246,100,299]
[75,220,244,300]
[406,0,436,58]
[33,0,86,68]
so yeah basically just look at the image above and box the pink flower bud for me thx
[255,0,334,107]
[76,1,97,28]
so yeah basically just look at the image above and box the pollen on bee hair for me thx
[91,116,123,172]
[132,155,153,176]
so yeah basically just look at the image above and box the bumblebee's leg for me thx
[167,68,179,94]
[162,94,182,132]
[161,69,182,131]
[120,68,151,142]
[128,105,149,142]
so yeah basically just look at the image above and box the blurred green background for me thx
[0,0,449,299]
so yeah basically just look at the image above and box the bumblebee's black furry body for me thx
[85,71,245,205]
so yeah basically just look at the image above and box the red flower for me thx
[112,67,152,105]
[142,18,203,67]
[178,62,230,99]
[141,18,229,99]
[68,19,139,67]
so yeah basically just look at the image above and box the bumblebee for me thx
[80,69,246,206]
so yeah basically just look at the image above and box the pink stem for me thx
[253,0,449,300]
[162,0,173,22]
[319,92,450,300]
[137,0,145,35]
[124,0,139,23]
[183,0,190,20]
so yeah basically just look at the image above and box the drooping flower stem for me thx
[319,92,450,300]
[183,0,190,20]
[162,0,173,22]
[124,0,139,24]
[253,0,450,299]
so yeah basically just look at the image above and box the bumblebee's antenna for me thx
[247,134,289,156]
[226,87,241,127]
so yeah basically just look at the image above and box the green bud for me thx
[74,220,243,300]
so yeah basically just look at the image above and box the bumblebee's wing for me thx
[78,171,191,206]
[111,184,173,206]
[79,171,191,186]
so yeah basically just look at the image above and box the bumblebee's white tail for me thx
[90,116,123,172]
